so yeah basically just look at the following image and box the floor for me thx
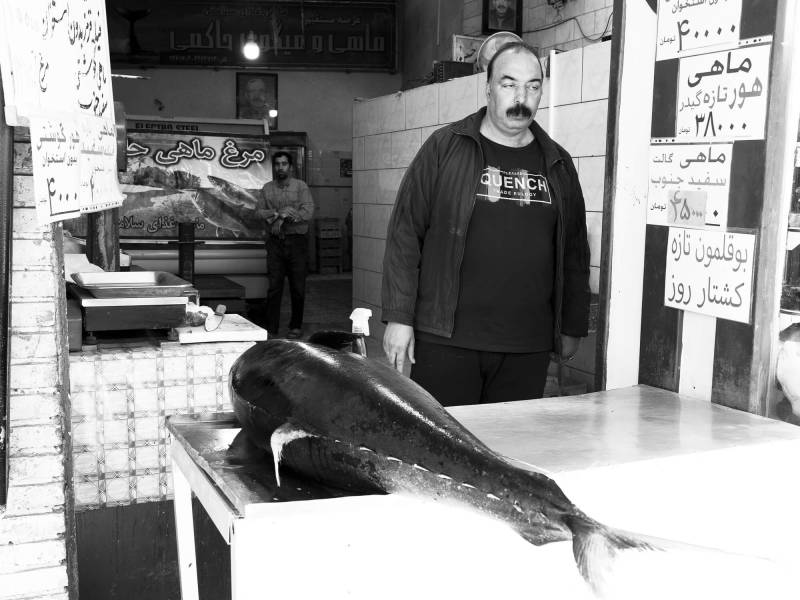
[245,272,387,364]
[244,272,581,395]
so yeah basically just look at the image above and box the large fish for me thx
[230,334,785,599]
[206,175,261,210]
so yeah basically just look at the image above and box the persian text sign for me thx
[648,142,732,228]
[0,0,114,123]
[30,116,121,222]
[120,132,270,239]
[676,42,770,141]
[107,1,397,71]
[0,0,123,222]
[665,227,755,323]
[656,0,743,61]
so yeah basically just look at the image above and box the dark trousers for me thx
[265,234,308,334]
[410,340,551,407]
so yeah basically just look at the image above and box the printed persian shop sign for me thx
[665,227,755,323]
[119,131,270,239]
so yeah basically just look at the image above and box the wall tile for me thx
[391,129,421,168]
[421,124,442,144]
[585,211,603,267]
[535,107,550,134]
[551,46,582,106]
[353,170,378,205]
[364,133,393,170]
[464,0,481,19]
[438,74,478,124]
[12,239,53,267]
[351,204,366,237]
[352,136,365,171]
[0,513,66,545]
[539,70,551,109]
[353,236,386,273]
[578,155,606,212]
[10,270,57,300]
[404,85,439,129]
[352,100,370,138]
[550,99,608,158]
[582,40,611,102]
[12,175,35,207]
[373,92,405,134]
[462,14,482,36]
[596,6,614,34]
[576,13,597,38]
[553,20,575,46]
[563,0,587,19]
[9,332,58,362]
[361,204,393,239]
[353,268,383,307]
[378,169,405,204]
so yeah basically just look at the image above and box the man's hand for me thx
[383,322,415,373]
[257,208,278,223]
[560,334,581,362]
[279,206,300,222]
[270,219,283,236]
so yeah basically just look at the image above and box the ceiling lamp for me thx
[243,31,260,60]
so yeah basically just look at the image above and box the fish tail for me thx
[567,516,653,598]
[567,515,790,600]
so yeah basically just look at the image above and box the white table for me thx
[167,385,800,600]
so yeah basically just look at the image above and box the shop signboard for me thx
[107,0,398,71]
[119,119,271,240]
[664,227,755,324]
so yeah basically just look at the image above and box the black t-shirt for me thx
[419,134,557,352]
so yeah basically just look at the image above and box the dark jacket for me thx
[381,107,591,353]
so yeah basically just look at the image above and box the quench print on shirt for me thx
[477,167,552,206]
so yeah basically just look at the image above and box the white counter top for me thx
[168,385,800,600]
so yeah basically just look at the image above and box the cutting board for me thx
[176,313,268,344]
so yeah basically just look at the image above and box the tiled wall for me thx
[1,134,73,600]
[352,41,610,390]
[69,341,254,509]
[462,0,614,57]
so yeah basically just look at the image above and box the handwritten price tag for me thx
[665,227,755,323]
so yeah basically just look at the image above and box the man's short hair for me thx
[486,41,543,81]
[272,151,293,166]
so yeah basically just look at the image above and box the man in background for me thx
[257,151,315,339]
[381,41,590,406]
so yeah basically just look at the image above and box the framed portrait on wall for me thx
[236,72,278,129]
[481,0,523,36]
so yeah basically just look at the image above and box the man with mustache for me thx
[382,42,590,406]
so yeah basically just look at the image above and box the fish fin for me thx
[269,423,315,487]
[569,518,788,600]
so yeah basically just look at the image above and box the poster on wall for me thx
[0,0,123,223]
[675,41,771,142]
[656,0,743,61]
[664,226,756,323]
[119,129,270,239]
[647,141,733,228]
